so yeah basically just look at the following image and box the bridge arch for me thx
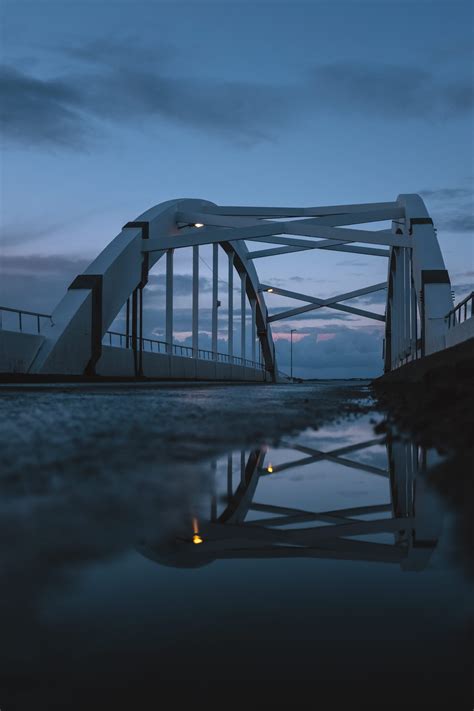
[29,198,277,379]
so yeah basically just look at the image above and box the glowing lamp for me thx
[194,223,204,228]
[193,534,203,545]
[267,288,274,293]
[267,464,273,473]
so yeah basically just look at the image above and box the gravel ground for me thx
[0,380,373,479]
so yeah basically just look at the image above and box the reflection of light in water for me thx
[267,464,273,473]
[192,517,203,544]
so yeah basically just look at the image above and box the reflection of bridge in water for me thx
[138,430,443,572]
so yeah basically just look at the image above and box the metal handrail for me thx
[104,330,265,370]
[0,307,265,371]
[0,305,53,334]
[445,291,474,328]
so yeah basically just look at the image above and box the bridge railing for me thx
[0,306,53,334]
[445,291,474,329]
[0,306,265,371]
[104,330,265,370]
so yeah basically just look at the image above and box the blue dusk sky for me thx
[1,0,473,377]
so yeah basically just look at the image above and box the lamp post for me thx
[290,329,297,381]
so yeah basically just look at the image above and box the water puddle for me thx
[0,407,471,705]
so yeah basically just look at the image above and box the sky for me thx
[1,0,473,378]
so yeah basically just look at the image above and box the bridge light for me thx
[267,288,274,293]
[267,464,273,473]
[192,516,203,543]
[194,223,204,228]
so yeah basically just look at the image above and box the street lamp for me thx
[290,329,297,381]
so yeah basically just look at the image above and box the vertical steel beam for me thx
[240,450,246,484]
[192,245,199,357]
[131,287,138,374]
[241,272,246,360]
[411,276,418,359]
[138,286,144,376]
[212,243,218,359]
[404,249,411,361]
[250,298,256,363]
[125,297,130,348]
[227,453,233,501]
[228,251,234,359]
[166,249,173,354]
[210,459,217,521]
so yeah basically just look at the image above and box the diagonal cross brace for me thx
[263,282,387,323]
[263,438,388,477]
[247,243,391,259]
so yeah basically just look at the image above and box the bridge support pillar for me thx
[166,249,174,354]
[212,243,218,359]
[227,453,233,500]
[250,298,256,363]
[241,273,246,361]
[228,252,234,359]
[192,245,199,358]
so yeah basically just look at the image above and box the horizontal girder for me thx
[142,215,410,253]
[198,200,402,218]
[178,206,404,229]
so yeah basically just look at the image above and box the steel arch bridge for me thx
[4,194,454,379]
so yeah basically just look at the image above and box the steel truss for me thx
[26,195,452,377]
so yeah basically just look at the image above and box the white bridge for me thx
[1,194,472,380]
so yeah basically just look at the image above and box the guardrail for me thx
[0,306,266,372]
[0,306,53,334]
[445,291,474,328]
[104,330,265,370]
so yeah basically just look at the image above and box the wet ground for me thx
[0,381,472,707]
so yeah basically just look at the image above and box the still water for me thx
[0,383,471,707]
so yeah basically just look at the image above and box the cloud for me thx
[310,62,474,120]
[147,273,212,296]
[0,253,90,275]
[420,183,474,233]
[0,56,289,149]
[268,308,351,322]
[274,324,384,378]
[356,290,387,306]
[61,36,170,68]
[2,41,473,150]
[335,259,371,267]
[419,187,473,201]
[431,42,474,65]
[452,282,474,297]
[0,65,87,147]
[0,253,92,313]
[453,271,474,279]
[0,207,116,246]
[437,213,474,233]
[0,254,210,322]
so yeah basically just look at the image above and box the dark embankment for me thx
[373,351,474,577]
